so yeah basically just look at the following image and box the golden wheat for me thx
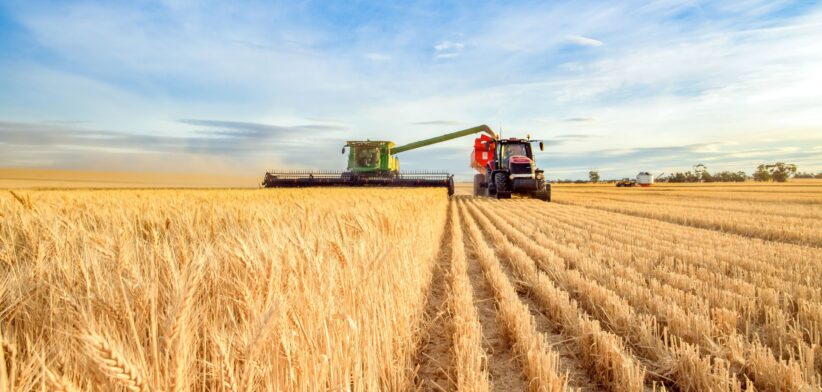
[0,188,447,391]
[1,182,819,391]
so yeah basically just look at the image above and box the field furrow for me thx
[522,200,822,358]
[462,198,647,391]
[446,201,491,391]
[556,191,822,220]
[416,203,458,391]
[531,200,821,294]
[472,197,816,390]
[506,203,820,339]
[502,201,822,381]
[554,196,822,246]
[457,200,567,391]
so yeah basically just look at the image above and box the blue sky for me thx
[0,0,820,180]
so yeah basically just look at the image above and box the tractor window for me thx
[501,144,528,166]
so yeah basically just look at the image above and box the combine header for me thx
[262,125,496,196]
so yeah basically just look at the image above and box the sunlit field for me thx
[1,182,820,391]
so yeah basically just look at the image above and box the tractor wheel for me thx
[494,173,511,199]
[473,174,485,197]
[532,182,551,202]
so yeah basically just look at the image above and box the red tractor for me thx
[471,134,551,201]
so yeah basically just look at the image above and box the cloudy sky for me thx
[1,0,820,179]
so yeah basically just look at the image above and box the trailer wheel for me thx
[473,174,485,197]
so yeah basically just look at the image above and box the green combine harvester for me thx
[262,125,495,195]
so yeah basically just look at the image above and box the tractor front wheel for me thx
[533,182,551,202]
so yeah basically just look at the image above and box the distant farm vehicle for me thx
[618,172,664,187]
[262,125,496,196]
[471,133,551,201]
[637,171,665,187]
[616,178,636,187]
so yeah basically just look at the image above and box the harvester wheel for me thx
[447,177,455,196]
[473,174,485,197]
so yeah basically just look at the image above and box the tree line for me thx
[583,162,820,183]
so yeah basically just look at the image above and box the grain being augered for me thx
[1,182,820,391]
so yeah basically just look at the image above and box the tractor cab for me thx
[341,141,400,175]
[497,139,534,171]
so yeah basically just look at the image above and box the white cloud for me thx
[434,40,464,58]
[434,41,464,51]
[567,35,604,47]
[365,52,391,61]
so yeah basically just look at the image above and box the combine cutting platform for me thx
[262,170,455,194]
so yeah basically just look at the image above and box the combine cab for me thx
[471,134,551,201]
[262,125,496,196]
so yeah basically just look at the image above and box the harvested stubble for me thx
[463,201,646,391]
[447,203,491,391]
[457,199,567,391]
[484,199,814,390]
[0,188,447,391]
[555,185,822,246]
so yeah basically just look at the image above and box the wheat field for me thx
[1,182,821,391]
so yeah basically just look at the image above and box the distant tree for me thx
[693,164,708,182]
[588,170,600,183]
[794,172,815,179]
[702,170,714,182]
[712,171,746,182]
[667,166,746,183]
[667,171,693,183]
[816,172,822,179]
[768,162,797,182]
[753,164,771,182]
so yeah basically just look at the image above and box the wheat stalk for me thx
[0,332,10,392]
[44,366,82,392]
[166,257,206,392]
[83,334,150,392]
[8,190,32,210]
[215,340,239,392]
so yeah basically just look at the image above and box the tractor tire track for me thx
[416,204,456,391]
